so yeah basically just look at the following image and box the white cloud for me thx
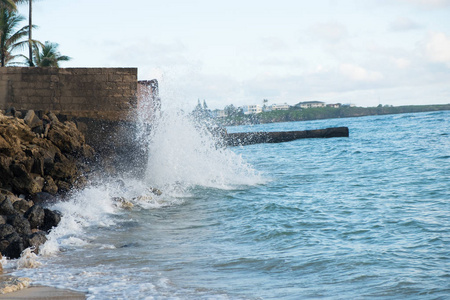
[398,0,450,9]
[389,17,421,31]
[339,63,384,82]
[310,21,348,44]
[392,57,412,69]
[424,32,450,65]
[259,37,289,51]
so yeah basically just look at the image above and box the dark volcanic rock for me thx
[24,205,45,229]
[31,192,57,205]
[10,163,42,195]
[42,209,62,232]
[26,231,47,252]
[13,199,34,215]
[0,224,16,237]
[1,232,25,259]
[43,176,58,195]
[0,198,17,215]
[7,214,32,236]
[0,110,95,258]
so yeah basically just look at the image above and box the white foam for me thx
[16,248,42,269]
[40,184,119,256]
[13,89,265,299]
[143,108,265,192]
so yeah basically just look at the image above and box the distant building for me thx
[270,103,290,111]
[326,103,341,108]
[243,104,263,115]
[341,103,356,107]
[296,101,326,109]
[212,109,227,118]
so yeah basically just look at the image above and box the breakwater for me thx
[0,68,160,263]
[0,110,94,259]
[226,126,349,146]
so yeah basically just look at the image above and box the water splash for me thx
[33,85,263,257]
[143,108,263,192]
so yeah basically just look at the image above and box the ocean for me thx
[6,108,450,299]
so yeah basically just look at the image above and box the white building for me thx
[270,103,290,111]
[243,104,263,115]
[296,101,326,109]
[326,103,341,108]
[213,109,227,118]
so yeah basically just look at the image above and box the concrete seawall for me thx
[0,67,138,121]
[0,67,158,173]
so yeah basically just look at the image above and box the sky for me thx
[16,0,450,109]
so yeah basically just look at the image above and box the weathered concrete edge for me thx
[225,127,349,146]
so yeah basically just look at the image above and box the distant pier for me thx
[225,127,349,146]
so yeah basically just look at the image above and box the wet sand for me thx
[0,286,86,299]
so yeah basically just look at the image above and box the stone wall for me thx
[0,67,138,121]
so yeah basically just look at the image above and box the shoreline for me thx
[0,272,86,299]
[0,285,86,299]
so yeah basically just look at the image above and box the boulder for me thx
[56,180,71,193]
[10,163,42,195]
[31,156,45,176]
[5,107,16,117]
[0,224,16,237]
[7,215,32,236]
[12,199,34,215]
[0,155,13,180]
[31,174,45,191]
[24,110,43,129]
[0,189,15,202]
[50,161,77,180]
[0,198,17,215]
[42,209,61,232]
[0,135,12,155]
[25,231,47,253]
[1,232,25,259]
[24,205,45,229]
[42,177,58,195]
[31,192,57,205]
[47,121,84,154]
[47,112,59,123]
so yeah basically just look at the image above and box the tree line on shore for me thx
[215,103,450,126]
[0,0,70,67]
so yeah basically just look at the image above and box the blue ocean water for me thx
[9,110,450,299]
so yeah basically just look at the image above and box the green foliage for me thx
[33,40,70,67]
[219,104,450,126]
[0,0,17,11]
[0,6,28,66]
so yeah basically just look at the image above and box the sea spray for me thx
[5,88,265,299]
[143,108,264,191]
[133,83,264,191]
[37,95,263,256]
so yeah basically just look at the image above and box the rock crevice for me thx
[0,109,95,259]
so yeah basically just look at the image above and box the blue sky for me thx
[17,0,450,109]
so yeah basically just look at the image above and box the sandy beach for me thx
[0,286,85,299]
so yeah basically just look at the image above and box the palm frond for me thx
[0,0,17,11]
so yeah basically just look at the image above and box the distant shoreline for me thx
[219,104,450,126]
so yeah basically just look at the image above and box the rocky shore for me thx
[0,109,95,260]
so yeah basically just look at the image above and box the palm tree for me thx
[0,0,16,10]
[13,0,35,65]
[33,41,70,67]
[0,7,29,66]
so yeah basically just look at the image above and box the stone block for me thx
[107,73,124,82]
[34,89,53,98]
[85,68,103,75]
